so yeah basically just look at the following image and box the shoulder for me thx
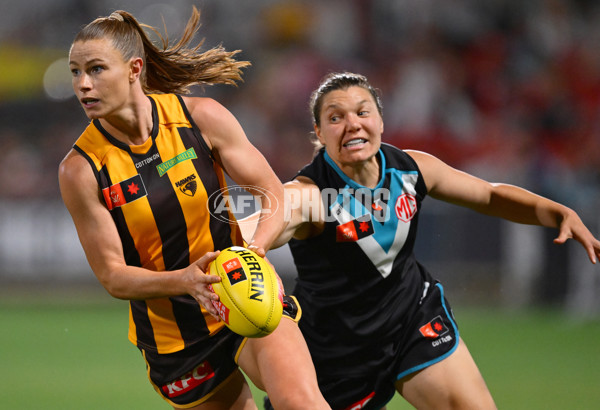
[403,149,444,169]
[180,96,241,149]
[59,149,90,180]
[403,149,463,195]
[59,148,100,209]
[180,96,231,126]
[380,143,412,161]
[379,143,425,173]
[59,148,97,186]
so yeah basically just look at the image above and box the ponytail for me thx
[72,7,250,94]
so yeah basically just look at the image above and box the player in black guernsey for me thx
[59,8,329,410]
[263,72,600,410]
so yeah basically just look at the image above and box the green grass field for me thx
[1,287,599,409]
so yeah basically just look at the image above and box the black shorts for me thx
[143,295,301,408]
[315,283,459,410]
[143,327,244,408]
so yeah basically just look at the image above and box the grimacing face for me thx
[315,85,384,170]
[69,38,136,120]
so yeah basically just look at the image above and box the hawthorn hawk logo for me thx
[175,174,198,197]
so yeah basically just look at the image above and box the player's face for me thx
[315,86,383,169]
[69,38,133,120]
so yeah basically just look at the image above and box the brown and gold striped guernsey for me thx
[73,94,244,354]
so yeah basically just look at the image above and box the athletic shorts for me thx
[143,296,301,408]
[314,283,459,410]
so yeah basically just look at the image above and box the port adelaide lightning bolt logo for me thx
[175,174,198,197]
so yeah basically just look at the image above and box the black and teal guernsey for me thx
[289,143,441,377]
[73,94,244,354]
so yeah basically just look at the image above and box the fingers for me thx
[578,242,598,264]
[572,230,600,264]
[554,225,600,264]
[588,248,598,264]
[197,250,221,271]
[275,272,285,296]
[185,251,224,317]
[553,225,571,245]
[247,243,266,258]
[202,273,222,285]
[198,286,222,319]
[195,280,222,319]
[586,238,600,264]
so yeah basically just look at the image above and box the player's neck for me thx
[99,95,153,146]
[342,156,381,189]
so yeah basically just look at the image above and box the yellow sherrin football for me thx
[209,246,283,337]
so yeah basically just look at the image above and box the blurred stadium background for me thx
[1,0,599,408]
[1,0,598,312]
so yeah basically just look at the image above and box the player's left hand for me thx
[183,251,222,319]
[553,211,600,264]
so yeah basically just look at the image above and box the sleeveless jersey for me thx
[289,143,435,376]
[73,94,243,354]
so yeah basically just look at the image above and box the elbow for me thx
[96,270,130,300]
[102,282,129,300]
[105,287,130,300]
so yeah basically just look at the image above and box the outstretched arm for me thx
[408,150,600,264]
[275,178,325,247]
[237,178,325,249]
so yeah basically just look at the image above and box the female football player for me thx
[264,72,600,410]
[58,7,329,410]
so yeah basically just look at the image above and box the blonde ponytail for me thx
[73,7,250,94]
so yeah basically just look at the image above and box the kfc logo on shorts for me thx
[419,315,449,339]
[162,360,215,398]
[343,391,375,410]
